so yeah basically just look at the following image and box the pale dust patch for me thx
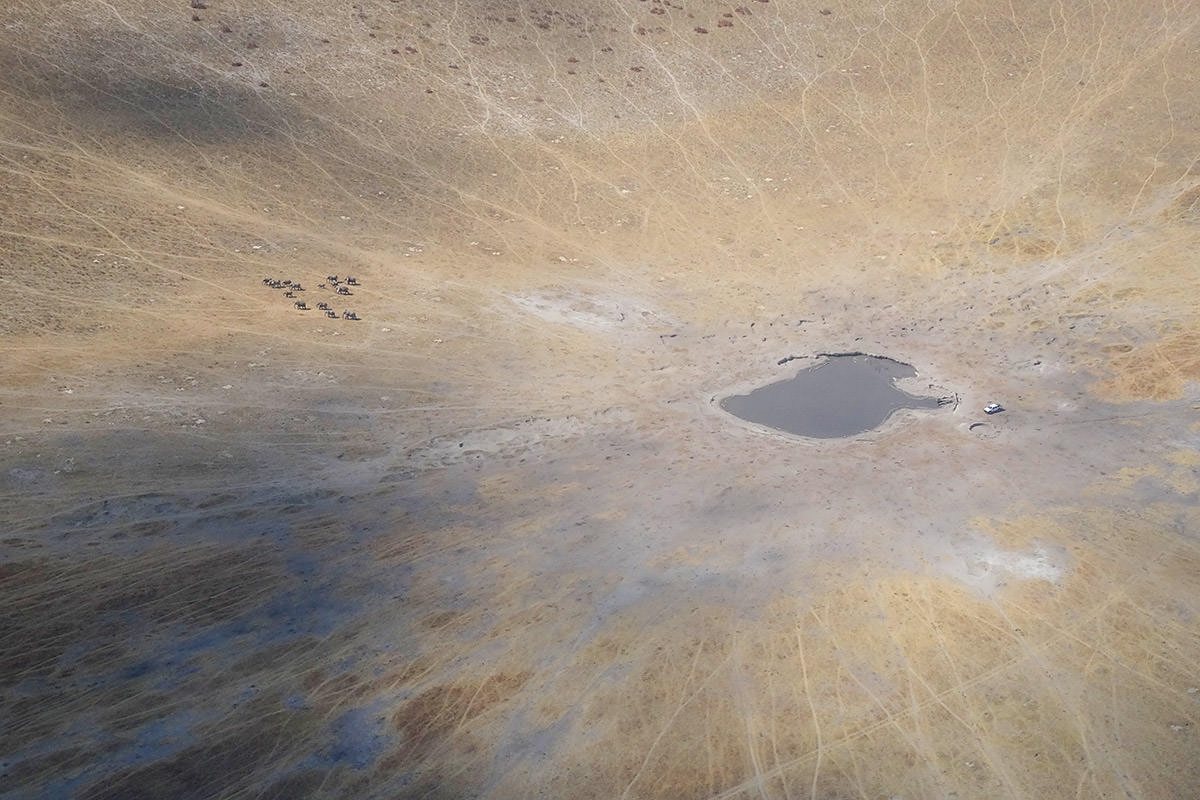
[503,289,674,333]
[405,416,584,468]
[949,544,1067,596]
[404,408,633,471]
[939,521,1071,596]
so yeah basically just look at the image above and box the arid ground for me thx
[3,1,1200,798]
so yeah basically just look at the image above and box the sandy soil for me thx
[2,0,1200,798]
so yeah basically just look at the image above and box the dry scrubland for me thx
[2,0,1200,797]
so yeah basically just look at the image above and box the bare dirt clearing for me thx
[2,1,1200,798]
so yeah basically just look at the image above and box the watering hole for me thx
[720,355,943,439]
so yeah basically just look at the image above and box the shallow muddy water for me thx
[721,355,941,438]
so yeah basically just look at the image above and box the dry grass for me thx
[2,0,1200,797]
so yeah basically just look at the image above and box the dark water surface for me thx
[721,355,941,438]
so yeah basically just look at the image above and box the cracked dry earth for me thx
[2,1,1200,798]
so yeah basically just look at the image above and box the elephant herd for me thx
[261,274,361,321]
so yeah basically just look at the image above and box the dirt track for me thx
[3,1,1200,798]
